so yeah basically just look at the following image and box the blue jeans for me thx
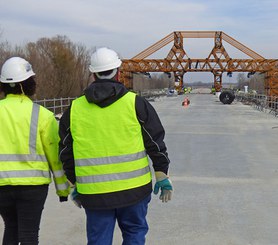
[0,185,48,245]
[85,194,151,245]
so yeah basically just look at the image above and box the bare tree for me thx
[236,72,265,94]
[25,35,91,99]
[236,73,247,90]
[249,74,265,93]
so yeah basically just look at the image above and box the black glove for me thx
[59,196,68,202]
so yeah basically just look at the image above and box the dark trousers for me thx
[0,185,48,245]
[85,194,151,245]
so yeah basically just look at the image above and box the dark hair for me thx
[97,69,114,77]
[0,76,36,97]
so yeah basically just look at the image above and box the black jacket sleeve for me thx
[58,107,76,184]
[135,95,170,174]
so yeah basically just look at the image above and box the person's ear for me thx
[115,69,120,81]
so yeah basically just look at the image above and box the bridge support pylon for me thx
[213,72,222,92]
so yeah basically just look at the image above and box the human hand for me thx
[153,178,173,202]
[70,188,82,208]
[153,172,173,202]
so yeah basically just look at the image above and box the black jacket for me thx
[59,79,170,210]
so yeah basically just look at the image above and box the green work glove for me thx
[70,187,82,208]
[153,171,173,202]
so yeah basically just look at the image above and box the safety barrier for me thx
[34,92,278,118]
[34,89,167,115]
[236,93,278,117]
[34,97,76,115]
[137,89,168,100]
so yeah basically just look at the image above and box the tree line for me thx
[236,73,265,93]
[0,35,91,100]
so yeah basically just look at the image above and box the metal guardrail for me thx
[236,93,278,117]
[34,97,76,115]
[137,89,168,99]
[35,92,278,118]
[34,90,167,115]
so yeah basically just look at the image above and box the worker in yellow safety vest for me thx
[0,57,70,244]
[59,47,173,245]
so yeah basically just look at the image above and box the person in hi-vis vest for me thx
[59,47,173,245]
[0,57,70,244]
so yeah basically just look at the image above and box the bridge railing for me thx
[137,89,168,100]
[235,93,278,116]
[34,89,167,116]
[34,97,76,116]
[34,92,278,118]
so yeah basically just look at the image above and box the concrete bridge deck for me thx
[1,93,278,244]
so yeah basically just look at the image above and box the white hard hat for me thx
[89,47,122,74]
[0,57,35,83]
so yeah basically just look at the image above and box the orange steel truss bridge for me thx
[120,31,278,96]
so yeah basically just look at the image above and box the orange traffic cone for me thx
[182,97,190,107]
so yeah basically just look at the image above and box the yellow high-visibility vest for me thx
[71,92,152,194]
[0,94,69,196]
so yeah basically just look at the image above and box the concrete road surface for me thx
[1,93,278,245]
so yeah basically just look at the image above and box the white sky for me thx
[1,0,277,83]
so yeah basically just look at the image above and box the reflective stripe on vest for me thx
[55,182,71,191]
[75,150,149,183]
[0,170,50,178]
[71,92,152,194]
[29,102,39,154]
[0,154,46,162]
[75,150,147,166]
[0,103,50,179]
[77,165,150,183]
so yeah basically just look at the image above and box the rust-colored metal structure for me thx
[120,31,278,96]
